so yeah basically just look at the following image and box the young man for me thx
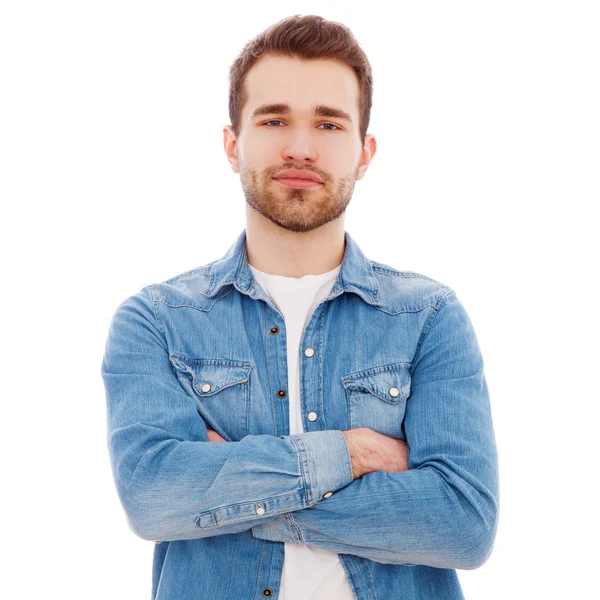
[101,14,499,600]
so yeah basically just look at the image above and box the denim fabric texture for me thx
[101,228,499,599]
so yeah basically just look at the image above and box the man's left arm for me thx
[251,290,500,570]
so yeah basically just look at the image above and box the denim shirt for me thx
[101,228,499,600]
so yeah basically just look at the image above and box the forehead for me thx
[242,54,360,123]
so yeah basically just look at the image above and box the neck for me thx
[244,211,345,278]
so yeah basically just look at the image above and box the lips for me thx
[273,169,323,183]
[273,178,322,189]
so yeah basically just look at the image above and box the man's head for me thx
[223,14,377,233]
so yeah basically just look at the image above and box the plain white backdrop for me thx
[1,1,598,598]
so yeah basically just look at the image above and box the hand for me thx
[342,427,409,480]
[207,429,227,442]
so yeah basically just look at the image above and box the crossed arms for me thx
[101,286,499,570]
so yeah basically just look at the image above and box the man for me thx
[101,14,499,600]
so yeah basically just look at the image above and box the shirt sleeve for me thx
[101,286,353,542]
[251,290,499,570]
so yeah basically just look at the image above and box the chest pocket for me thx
[170,354,252,441]
[342,362,411,439]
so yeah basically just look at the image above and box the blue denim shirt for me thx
[101,228,499,599]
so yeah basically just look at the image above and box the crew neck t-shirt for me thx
[248,263,355,600]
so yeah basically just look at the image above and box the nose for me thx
[281,129,317,163]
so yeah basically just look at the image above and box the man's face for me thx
[224,54,375,233]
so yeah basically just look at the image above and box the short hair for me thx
[228,14,373,146]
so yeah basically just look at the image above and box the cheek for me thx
[241,136,280,166]
[325,135,361,160]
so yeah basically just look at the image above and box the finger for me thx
[207,429,227,442]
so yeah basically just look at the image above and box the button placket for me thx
[302,329,319,428]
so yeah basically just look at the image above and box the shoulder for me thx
[141,259,223,310]
[368,259,455,315]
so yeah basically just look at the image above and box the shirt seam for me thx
[410,289,456,368]
[146,284,166,339]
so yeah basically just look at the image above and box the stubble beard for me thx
[240,163,360,233]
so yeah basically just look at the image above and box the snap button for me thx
[270,326,279,335]
[304,347,315,358]
[201,383,212,393]
[323,491,333,498]
[389,387,399,398]
[262,589,273,597]
[308,411,318,422]
[256,504,265,516]
[277,389,287,398]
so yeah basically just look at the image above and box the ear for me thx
[356,134,377,181]
[223,125,240,174]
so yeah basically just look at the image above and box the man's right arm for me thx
[101,287,353,543]
[207,427,409,480]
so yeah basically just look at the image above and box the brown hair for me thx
[228,14,373,146]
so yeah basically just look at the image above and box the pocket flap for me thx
[342,362,411,404]
[170,355,252,396]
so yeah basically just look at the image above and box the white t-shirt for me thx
[248,262,355,600]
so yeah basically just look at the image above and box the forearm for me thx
[252,455,498,569]
[111,427,353,542]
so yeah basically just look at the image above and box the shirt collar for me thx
[204,228,382,307]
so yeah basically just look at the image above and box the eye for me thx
[261,120,341,131]
[318,123,341,131]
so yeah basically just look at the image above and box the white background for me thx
[1,1,598,598]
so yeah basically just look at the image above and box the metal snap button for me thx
[308,411,318,422]
[389,387,399,398]
[201,383,212,393]
[277,389,286,398]
[262,589,273,597]
[256,504,265,516]
[270,326,279,335]
[304,347,315,357]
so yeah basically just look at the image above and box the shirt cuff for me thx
[289,429,353,506]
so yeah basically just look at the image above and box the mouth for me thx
[272,177,323,189]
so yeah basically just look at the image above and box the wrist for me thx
[342,429,365,479]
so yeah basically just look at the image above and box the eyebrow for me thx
[249,103,353,124]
